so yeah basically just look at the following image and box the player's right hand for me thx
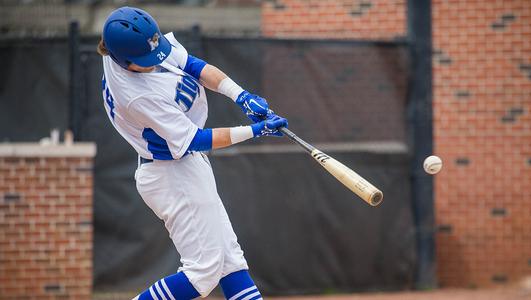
[250,114,288,137]
[235,91,269,123]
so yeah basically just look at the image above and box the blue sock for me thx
[220,270,262,300]
[135,272,200,300]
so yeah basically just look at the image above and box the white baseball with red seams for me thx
[423,155,443,175]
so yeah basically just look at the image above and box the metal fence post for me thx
[69,21,81,141]
[407,0,436,289]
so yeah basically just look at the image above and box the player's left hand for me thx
[235,91,269,123]
[251,113,288,137]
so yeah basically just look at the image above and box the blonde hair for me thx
[97,38,109,56]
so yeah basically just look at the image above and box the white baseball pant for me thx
[135,152,249,297]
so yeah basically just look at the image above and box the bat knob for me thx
[369,191,384,206]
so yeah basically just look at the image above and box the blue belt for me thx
[140,157,153,165]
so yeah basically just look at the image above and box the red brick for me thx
[0,156,93,299]
[262,0,406,40]
[433,0,531,287]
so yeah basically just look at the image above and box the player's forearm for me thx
[199,64,229,91]
[188,127,254,151]
[212,127,253,149]
[212,128,232,149]
[199,64,244,101]
[187,117,287,152]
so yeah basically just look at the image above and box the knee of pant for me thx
[184,248,225,297]
[222,252,249,278]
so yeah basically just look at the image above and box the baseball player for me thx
[97,7,287,300]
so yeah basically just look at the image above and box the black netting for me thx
[0,34,416,295]
[204,38,410,144]
[0,39,70,142]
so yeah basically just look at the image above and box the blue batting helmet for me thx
[102,7,171,68]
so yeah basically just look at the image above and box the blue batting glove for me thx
[235,91,269,123]
[250,114,288,137]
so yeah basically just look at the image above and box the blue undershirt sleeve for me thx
[183,55,207,80]
[186,128,213,152]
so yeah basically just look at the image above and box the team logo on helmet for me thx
[148,33,160,51]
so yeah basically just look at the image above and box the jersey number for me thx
[102,76,115,120]
[157,51,166,61]
[175,75,199,112]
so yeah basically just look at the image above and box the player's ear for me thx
[97,38,109,56]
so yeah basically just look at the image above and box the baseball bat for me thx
[279,127,383,206]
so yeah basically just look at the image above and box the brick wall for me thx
[262,0,406,39]
[0,144,96,300]
[432,0,531,288]
[261,0,531,289]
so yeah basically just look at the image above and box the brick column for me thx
[432,0,531,287]
[0,143,96,300]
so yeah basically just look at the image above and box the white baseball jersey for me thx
[101,32,249,297]
[102,32,207,160]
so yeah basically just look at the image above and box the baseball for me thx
[423,155,442,174]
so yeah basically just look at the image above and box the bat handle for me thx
[278,127,293,137]
[279,127,315,153]
[266,110,314,153]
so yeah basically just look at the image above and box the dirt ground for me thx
[93,286,531,300]
[267,288,530,300]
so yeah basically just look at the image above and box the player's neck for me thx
[128,64,156,73]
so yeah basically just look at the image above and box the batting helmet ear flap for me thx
[108,52,130,69]
[96,37,122,66]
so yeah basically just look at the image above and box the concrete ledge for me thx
[0,143,97,158]
[94,5,261,35]
[213,141,408,156]
[0,4,261,36]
